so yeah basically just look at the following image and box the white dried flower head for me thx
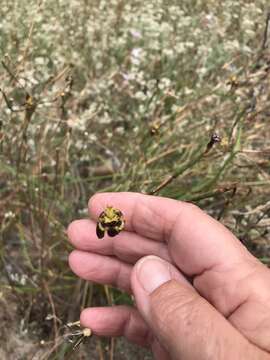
[115,126,125,135]
[130,29,142,39]
[131,47,144,65]
[122,72,136,82]
[245,29,255,38]
[163,48,174,58]
[184,87,193,95]
[134,91,147,101]
[158,78,171,90]
[88,134,97,143]
[175,43,186,54]
[4,211,15,219]
[35,57,46,65]
[100,112,112,124]
[224,40,240,52]
[20,274,27,286]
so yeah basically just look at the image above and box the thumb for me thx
[131,256,262,360]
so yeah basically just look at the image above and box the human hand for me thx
[68,192,270,359]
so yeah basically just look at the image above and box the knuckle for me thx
[168,201,202,241]
[183,201,201,214]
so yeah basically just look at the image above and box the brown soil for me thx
[0,292,152,360]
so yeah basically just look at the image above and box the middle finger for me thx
[67,219,170,264]
[69,250,133,293]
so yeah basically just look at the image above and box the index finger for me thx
[89,192,183,242]
[89,192,255,275]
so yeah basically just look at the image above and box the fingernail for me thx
[136,256,172,293]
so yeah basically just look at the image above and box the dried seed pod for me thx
[96,206,125,239]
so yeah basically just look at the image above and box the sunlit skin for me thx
[68,192,270,360]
